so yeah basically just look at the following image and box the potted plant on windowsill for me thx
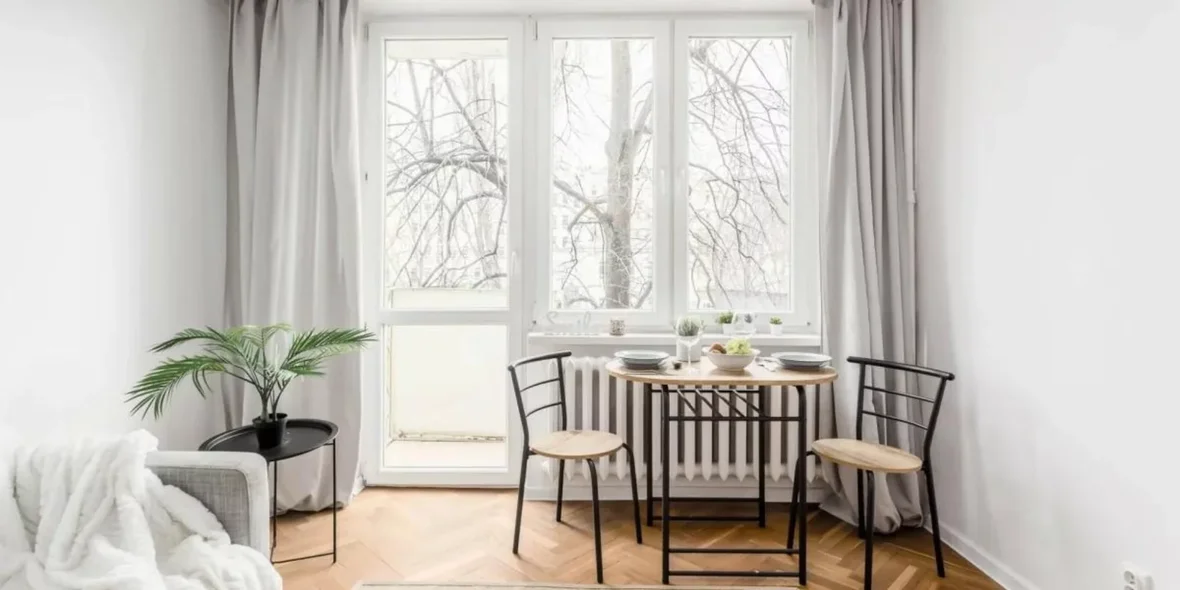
[769,316,784,336]
[716,311,735,334]
[125,324,375,449]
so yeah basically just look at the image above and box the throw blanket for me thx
[0,431,280,590]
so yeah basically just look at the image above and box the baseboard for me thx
[526,478,830,503]
[933,523,1039,590]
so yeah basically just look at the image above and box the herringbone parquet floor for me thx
[275,488,1000,589]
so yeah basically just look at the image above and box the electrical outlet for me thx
[1122,562,1153,590]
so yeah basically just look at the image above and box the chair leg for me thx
[512,451,529,554]
[857,468,866,539]
[787,449,810,549]
[864,471,875,590]
[587,460,604,584]
[555,459,565,523]
[623,444,643,544]
[925,465,946,577]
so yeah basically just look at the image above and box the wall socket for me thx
[1122,563,1153,590]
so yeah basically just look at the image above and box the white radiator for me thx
[537,356,817,484]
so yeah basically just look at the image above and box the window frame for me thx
[531,18,674,330]
[672,17,817,331]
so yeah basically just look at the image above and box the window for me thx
[682,33,808,319]
[383,38,511,311]
[370,16,816,336]
[548,36,656,312]
[534,18,815,329]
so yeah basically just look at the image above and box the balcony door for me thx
[363,20,525,485]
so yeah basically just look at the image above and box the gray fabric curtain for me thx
[815,0,925,533]
[224,0,364,511]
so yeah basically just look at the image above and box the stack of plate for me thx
[615,350,669,370]
[771,352,832,370]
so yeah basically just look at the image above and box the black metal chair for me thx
[508,351,642,583]
[787,356,954,590]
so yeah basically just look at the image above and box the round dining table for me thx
[606,356,837,585]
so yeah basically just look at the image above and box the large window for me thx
[370,17,815,336]
[534,18,815,329]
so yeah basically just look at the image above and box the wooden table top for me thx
[606,358,838,387]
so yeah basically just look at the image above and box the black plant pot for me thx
[253,413,289,449]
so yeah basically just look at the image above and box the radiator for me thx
[536,356,817,484]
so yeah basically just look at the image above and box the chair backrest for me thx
[849,356,955,463]
[507,351,572,448]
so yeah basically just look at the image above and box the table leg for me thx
[644,382,653,526]
[758,385,767,528]
[796,384,808,585]
[270,461,278,561]
[660,384,671,585]
[331,441,338,564]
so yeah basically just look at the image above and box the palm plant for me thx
[126,324,375,421]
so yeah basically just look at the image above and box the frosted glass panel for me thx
[385,325,508,439]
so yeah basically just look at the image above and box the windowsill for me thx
[527,331,820,348]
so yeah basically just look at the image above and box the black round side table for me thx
[199,418,338,564]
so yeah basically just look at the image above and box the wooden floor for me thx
[275,488,1000,589]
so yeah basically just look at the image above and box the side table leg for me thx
[271,461,278,561]
[332,441,338,564]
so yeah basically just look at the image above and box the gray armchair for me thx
[147,451,270,555]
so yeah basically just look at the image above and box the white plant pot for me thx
[769,325,783,335]
[722,324,734,335]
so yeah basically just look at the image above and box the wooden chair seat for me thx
[812,438,923,474]
[530,430,624,460]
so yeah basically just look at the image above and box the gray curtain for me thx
[815,0,925,533]
[224,0,364,511]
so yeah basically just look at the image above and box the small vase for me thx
[770,324,783,336]
[722,324,734,335]
[253,413,289,449]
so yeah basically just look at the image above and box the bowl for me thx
[703,347,761,372]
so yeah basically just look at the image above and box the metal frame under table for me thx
[607,358,838,585]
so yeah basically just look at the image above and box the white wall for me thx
[0,0,228,449]
[916,1,1180,588]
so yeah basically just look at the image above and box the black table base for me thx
[270,441,337,565]
[199,418,339,565]
[643,384,811,585]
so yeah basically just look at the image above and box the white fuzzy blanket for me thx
[0,431,280,590]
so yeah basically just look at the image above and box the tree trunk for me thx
[603,41,635,309]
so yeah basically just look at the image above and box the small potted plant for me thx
[769,316,784,335]
[675,315,705,362]
[125,324,375,449]
[716,311,735,334]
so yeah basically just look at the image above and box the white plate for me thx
[772,352,831,365]
[615,350,669,362]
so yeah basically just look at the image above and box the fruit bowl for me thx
[703,347,760,372]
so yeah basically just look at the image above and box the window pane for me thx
[385,325,508,442]
[550,39,655,311]
[687,38,793,311]
[383,39,509,309]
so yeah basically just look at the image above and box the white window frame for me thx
[672,17,817,332]
[531,19,674,330]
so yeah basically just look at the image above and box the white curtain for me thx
[814,0,925,533]
[224,0,364,511]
